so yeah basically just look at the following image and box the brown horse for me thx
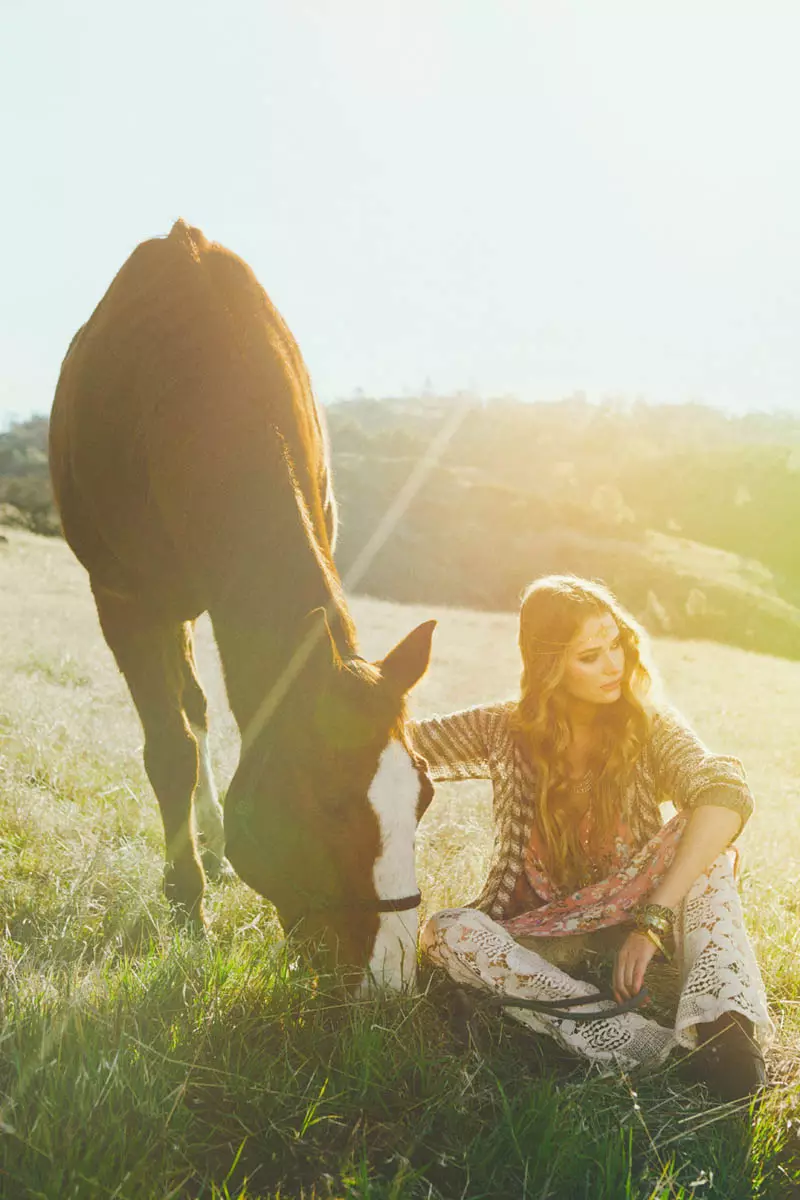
[49,219,436,987]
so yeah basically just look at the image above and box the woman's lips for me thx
[601,678,622,690]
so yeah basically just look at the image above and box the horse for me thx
[49,219,436,988]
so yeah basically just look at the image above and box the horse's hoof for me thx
[169,899,208,933]
[164,864,207,930]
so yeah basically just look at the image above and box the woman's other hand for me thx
[613,931,658,1002]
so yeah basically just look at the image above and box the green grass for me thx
[1,530,799,1198]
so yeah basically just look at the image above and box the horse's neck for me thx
[206,422,359,730]
[211,561,357,733]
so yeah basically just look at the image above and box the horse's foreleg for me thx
[144,710,206,925]
[182,628,227,878]
[94,592,206,925]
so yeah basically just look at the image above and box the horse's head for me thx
[224,613,436,989]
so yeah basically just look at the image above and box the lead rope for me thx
[457,983,650,1023]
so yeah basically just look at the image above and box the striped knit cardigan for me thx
[408,702,754,921]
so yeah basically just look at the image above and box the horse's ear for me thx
[380,619,436,695]
[302,607,341,669]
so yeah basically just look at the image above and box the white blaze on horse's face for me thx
[362,739,420,991]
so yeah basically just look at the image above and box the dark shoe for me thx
[695,1012,767,1102]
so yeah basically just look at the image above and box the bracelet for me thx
[639,913,671,936]
[640,902,675,926]
[635,902,675,937]
[639,925,673,962]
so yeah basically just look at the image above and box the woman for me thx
[412,575,770,1100]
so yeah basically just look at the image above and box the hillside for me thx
[3,397,800,658]
[332,449,800,658]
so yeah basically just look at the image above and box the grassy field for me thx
[0,529,798,1199]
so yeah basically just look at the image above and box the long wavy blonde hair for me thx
[509,575,656,892]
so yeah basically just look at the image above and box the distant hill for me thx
[3,398,800,658]
[327,396,800,658]
[327,394,800,596]
[331,445,800,659]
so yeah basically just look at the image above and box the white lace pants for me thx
[421,853,771,1071]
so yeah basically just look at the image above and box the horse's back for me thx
[51,221,333,615]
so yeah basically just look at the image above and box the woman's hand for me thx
[613,931,658,1002]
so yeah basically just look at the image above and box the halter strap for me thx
[373,892,422,913]
[305,891,422,915]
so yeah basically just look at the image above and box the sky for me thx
[2,1,800,426]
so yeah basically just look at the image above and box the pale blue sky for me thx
[2,1,799,425]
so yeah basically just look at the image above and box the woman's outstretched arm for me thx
[407,703,508,782]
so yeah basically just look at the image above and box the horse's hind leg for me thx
[181,626,227,878]
[94,591,206,924]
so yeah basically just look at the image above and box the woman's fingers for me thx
[614,933,657,1002]
[615,951,634,999]
[615,950,636,1000]
[625,956,638,997]
[633,959,646,994]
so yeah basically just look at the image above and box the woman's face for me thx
[561,611,625,706]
